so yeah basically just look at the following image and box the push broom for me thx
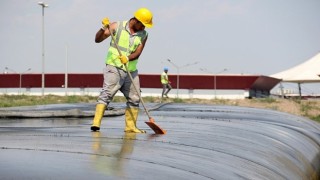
[107,26,166,134]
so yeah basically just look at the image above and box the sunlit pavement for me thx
[0,103,320,179]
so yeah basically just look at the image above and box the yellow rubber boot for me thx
[91,104,106,131]
[124,107,146,133]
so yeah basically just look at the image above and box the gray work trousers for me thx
[97,65,140,108]
[162,83,172,96]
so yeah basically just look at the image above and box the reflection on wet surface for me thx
[0,103,319,179]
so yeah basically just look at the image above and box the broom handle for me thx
[108,26,152,119]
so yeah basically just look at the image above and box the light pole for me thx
[200,68,227,98]
[38,2,48,96]
[19,68,32,94]
[279,82,284,98]
[167,59,198,98]
[5,67,31,94]
[65,44,68,96]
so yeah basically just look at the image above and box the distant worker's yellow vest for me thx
[161,72,169,84]
[106,21,148,72]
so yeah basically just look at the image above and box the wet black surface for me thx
[0,103,319,179]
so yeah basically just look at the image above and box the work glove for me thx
[119,55,129,64]
[101,17,110,30]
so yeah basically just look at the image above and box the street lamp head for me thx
[3,67,8,74]
[23,68,32,73]
[167,59,171,62]
[38,2,48,7]
[200,68,211,73]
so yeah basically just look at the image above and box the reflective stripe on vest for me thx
[106,21,147,72]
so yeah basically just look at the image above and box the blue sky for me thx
[1,0,320,93]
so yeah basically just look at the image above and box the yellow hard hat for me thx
[134,8,153,28]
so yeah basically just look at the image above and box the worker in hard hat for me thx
[91,8,153,133]
[161,67,172,99]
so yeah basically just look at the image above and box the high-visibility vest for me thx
[106,21,148,72]
[161,72,169,84]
